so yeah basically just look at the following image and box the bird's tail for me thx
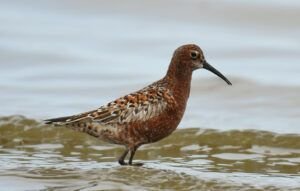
[44,116,73,125]
[44,114,100,137]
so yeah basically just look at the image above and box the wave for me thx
[1,115,299,149]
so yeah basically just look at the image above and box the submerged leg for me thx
[128,146,143,166]
[118,148,129,165]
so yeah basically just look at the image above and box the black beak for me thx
[203,61,232,85]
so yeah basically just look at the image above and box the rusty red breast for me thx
[45,44,232,166]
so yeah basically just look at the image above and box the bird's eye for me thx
[190,51,198,60]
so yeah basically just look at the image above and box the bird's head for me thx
[170,44,232,85]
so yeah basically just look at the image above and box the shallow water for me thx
[1,0,300,190]
[1,116,300,191]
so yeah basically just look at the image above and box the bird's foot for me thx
[129,162,144,167]
[118,161,143,166]
[118,160,128,166]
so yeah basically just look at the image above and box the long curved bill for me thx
[203,61,232,85]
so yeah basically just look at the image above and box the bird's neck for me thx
[164,61,193,108]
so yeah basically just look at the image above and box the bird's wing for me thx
[45,85,176,126]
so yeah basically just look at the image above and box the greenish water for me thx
[1,116,299,191]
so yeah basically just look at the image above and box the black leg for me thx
[128,146,143,166]
[118,148,129,165]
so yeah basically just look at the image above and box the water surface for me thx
[0,0,300,190]
[1,116,300,190]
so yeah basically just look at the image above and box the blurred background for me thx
[1,1,300,190]
[1,0,300,133]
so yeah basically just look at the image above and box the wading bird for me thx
[45,44,232,166]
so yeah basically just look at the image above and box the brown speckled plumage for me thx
[45,44,232,166]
